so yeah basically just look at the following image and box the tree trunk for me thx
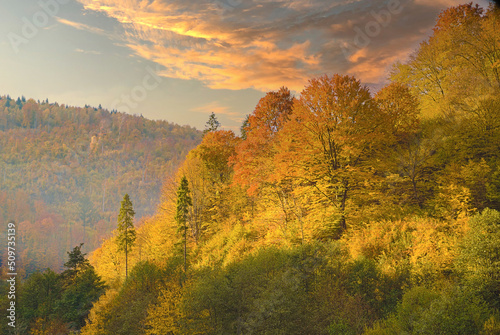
[339,180,348,232]
[125,227,128,279]
[183,224,187,274]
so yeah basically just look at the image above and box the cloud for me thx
[74,0,476,91]
[56,17,107,35]
[75,48,102,55]
[191,101,238,117]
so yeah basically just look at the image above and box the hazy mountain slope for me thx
[0,96,202,274]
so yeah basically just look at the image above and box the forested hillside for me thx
[0,99,202,273]
[2,3,500,335]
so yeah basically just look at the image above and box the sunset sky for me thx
[0,0,493,132]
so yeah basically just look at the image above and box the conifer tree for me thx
[61,243,90,284]
[175,176,192,275]
[240,114,250,140]
[58,244,106,330]
[117,193,136,279]
[203,112,221,135]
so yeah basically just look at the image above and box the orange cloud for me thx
[191,101,238,116]
[74,0,473,91]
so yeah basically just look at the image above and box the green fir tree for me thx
[117,193,136,279]
[175,176,192,276]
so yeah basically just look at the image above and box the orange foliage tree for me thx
[232,87,294,195]
[179,130,240,242]
[275,75,392,235]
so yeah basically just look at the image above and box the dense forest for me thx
[0,98,202,273]
[2,3,500,334]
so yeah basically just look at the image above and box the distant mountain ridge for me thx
[0,95,202,274]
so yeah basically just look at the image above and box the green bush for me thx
[458,209,500,310]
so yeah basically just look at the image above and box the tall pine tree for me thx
[117,194,136,279]
[175,176,192,276]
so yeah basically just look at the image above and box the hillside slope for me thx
[0,97,202,273]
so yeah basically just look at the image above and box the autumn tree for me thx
[195,130,239,184]
[375,83,428,206]
[391,3,499,117]
[116,194,136,279]
[175,176,192,275]
[276,75,391,235]
[22,100,38,129]
[431,3,499,91]
[181,130,240,240]
[230,87,301,238]
[233,87,294,195]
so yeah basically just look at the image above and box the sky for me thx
[0,0,493,133]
